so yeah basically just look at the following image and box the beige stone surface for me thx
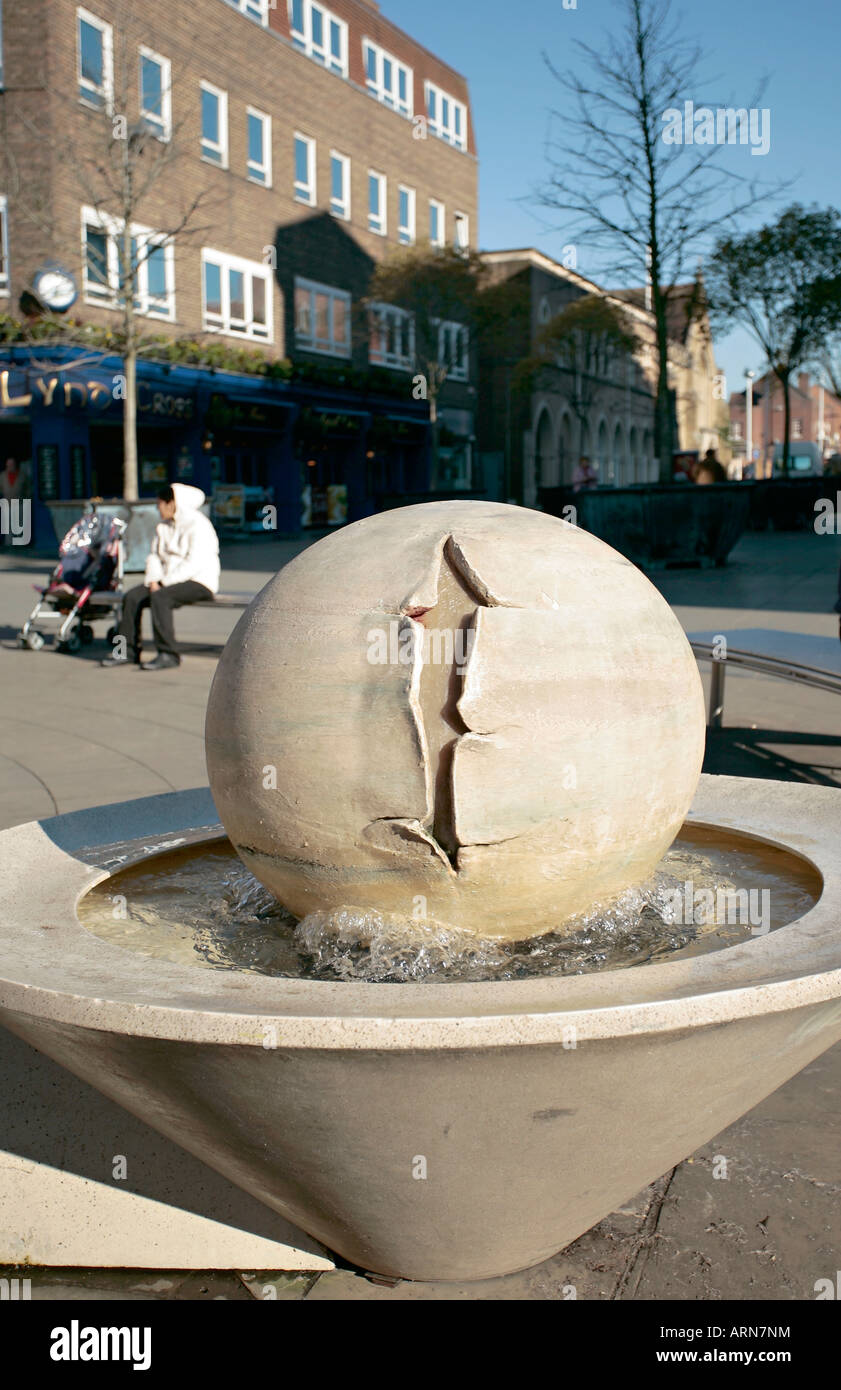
[2,775,841,1280]
[206,502,706,938]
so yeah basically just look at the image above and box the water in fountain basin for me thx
[76,825,820,984]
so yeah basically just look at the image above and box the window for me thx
[82,207,175,319]
[289,0,347,76]
[398,186,415,245]
[247,108,272,185]
[437,320,469,381]
[368,171,386,236]
[330,151,350,219]
[139,47,171,141]
[425,80,467,151]
[77,8,112,109]
[224,0,269,22]
[369,303,415,371]
[362,40,412,116]
[202,248,272,340]
[200,82,228,166]
[294,276,351,357]
[294,133,316,203]
[792,418,802,439]
[429,198,444,247]
[453,210,469,251]
[0,196,8,295]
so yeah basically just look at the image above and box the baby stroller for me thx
[19,510,127,653]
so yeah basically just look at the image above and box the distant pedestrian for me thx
[698,448,727,483]
[572,456,598,491]
[100,483,220,671]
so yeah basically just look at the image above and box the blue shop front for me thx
[0,346,432,548]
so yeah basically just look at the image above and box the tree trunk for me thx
[123,335,139,501]
[779,368,791,476]
[652,298,673,483]
[429,389,439,491]
[121,141,139,501]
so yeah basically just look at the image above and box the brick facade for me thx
[1,0,477,377]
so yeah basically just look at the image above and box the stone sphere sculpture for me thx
[205,501,706,940]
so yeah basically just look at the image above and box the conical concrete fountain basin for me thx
[1,773,840,1282]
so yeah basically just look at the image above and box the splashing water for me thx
[77,830,819,984]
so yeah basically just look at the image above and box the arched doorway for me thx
[597,419,609,483]
[612,422,625,486]
[629,426,640,483]
[535,408,556,488]
[559,412,574,484]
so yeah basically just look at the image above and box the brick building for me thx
[0,0,478,544]
[477,250,729,504]
[729,372,841,476]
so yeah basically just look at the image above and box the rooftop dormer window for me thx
[289,0,348,77]
[363,39,412,117]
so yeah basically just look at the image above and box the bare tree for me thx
[538,0,784,481]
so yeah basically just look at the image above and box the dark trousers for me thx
[117,581,213,658]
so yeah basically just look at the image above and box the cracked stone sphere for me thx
[205,501,706,940]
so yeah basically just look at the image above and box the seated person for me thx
[101,484,220,671]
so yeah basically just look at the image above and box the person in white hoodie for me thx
[101,483,220,670]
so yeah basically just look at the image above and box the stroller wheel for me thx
[24,631,46,652]
[58,630,82,655]
[80,624,94,645]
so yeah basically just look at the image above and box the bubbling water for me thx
[77,828,820,984]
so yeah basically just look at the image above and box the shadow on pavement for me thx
[703,727,841,786]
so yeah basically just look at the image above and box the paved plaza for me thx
[1,526,840,1300]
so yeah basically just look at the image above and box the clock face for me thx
[35,268,78,311]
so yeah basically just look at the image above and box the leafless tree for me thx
[538,0,785,481]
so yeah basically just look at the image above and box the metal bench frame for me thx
[690,640,841,728]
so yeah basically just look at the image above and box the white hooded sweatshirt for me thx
[144,484,220,594]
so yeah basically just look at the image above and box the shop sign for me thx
[0,368,194,419]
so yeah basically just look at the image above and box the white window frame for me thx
[288,0,348,77]
[398,185,415,245]
[437,319,469,381]
[329,150,350,220]
[368,302,415,371]
[294,276,351,358]
[77,7,113,111]
[429,198,444,248]
[368,170,386,237]
[224,0,270,24]
[425,80,467,151]
[81,206,175,321]
[362,39,412,117]
[0,196,8,296]
[201,247,273,342]
[139,46,172,142]
[247,107,272,186]
[200,81,229,167]
[294,133,316,204]
[453,210,469,252]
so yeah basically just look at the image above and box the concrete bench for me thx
[689,627,841,728]
[194,592,256,609]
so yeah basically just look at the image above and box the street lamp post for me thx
[744,370,755,478]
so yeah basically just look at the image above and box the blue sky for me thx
[386,0,841,395]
